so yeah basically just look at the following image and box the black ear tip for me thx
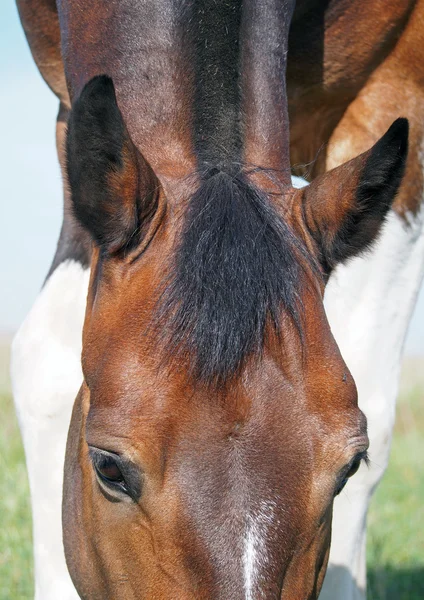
[388,116,409,134]
[384,117,409,154]
[79,74,116,102]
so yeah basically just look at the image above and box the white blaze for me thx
[243,500,277,600]
[11,260,89,600]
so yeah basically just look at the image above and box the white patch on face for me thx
[11,260,89,600]
[243,500,277,600]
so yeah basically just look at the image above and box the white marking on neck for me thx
[243,500,277,600]
[11,260,89,600]
[321,205,424,596]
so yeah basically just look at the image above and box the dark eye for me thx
[335,451,368,496]
[345,455,363,479]
[96,455,124,483]
[90,449,129,495]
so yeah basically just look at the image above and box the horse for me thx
[11,0,424,598]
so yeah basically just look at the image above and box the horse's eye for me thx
[335,451,368,496]
[90,449,128,495]
[345,456,362,479]
[96,455,124,483]
[335,477,348,496]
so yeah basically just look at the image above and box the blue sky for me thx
[1,3,423,354]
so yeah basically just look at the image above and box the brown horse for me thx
[12,1,423,599]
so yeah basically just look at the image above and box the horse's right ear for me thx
[297,118,409,275]
[66,75,158,254]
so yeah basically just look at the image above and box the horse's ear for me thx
[298,118,409,274]
[66,75,158,253]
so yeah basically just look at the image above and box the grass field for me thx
[0,351,423,599]
[366,375,424,600]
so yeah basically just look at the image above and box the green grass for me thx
[367,385,424,600]
[0,376,422,599]
[0,393,33,600]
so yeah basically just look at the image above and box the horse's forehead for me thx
[86,373,315,501]
[83,279,351,419]
[85,352,336,458]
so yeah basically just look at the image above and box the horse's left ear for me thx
[66,75,158,254]
[298,118,409,274]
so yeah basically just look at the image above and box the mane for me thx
[156,168,314,385]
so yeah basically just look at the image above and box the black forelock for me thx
[156,169,314,385]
